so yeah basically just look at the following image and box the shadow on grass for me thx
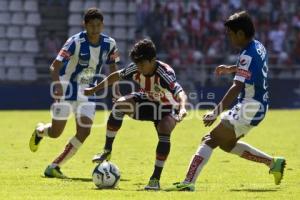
[230,188,280,192]
[41,176,130,182]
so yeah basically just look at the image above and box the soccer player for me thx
[166,11,286,191]
[29,8,120,178]
[84,39,188,190]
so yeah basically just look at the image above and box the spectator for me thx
[146,3,164,52]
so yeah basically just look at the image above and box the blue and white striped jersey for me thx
[234,39,269,125]
[56,31,119,101]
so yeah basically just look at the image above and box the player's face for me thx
[226,28,239,46]
[84,19,103,37]
[136,59,156,76]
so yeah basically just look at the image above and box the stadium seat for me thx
[0,39,8,52]
[83,0,97,10]
[102,27,112,36]
[19,55,35,68]
[117,41,127,53]
[68,26,82,37]
[0,13,10,25]
[9,0,23,12]
[0,68,5,81]
[295,70,300,79]
[112,27,128,40]
[6,26,21,39]
[26,13,41,26]
[128,27,135,40]
[21,26,36,39]
[68,13,82,26]
[22,68,37,81]
[127,14,136,26]
[24,0,38,12]
[128,1,136,13]
[24,40,39,53]
[0,56,4,66]
[7,68,22,81]
[113,14,127,26]
[0,0,9,12]
[103,14,113,26]
[9,39,24,52]
[0,26,6,38]
[113,1,127,13]
[11,12,26,25]
[4,55,19,67]
[99,1,112,13]
[69,0,83,13]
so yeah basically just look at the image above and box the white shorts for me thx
[220,102,264,138]
[51,101,96,121]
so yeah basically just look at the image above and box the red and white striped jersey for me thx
[119,60,183,105]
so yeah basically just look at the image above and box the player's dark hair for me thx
[130,39,156,63]
[84,7,103,23]
[224,11,255,38]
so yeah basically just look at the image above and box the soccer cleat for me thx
[269,157,286,185]
[144,178,160,190]
[44,165,67,179]
[165,182,195,191]
[92,150,112,163]
[29,123,44,152]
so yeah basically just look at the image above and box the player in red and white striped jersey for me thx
[84,39,188,190]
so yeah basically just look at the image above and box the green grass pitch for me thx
[1,110,299,200]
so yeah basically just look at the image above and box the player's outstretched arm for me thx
[109,63,121,98]
[50,60,64,101]
[177,90,188,122]
[203,80,244,127]
[84,70,121,96]
[215,65,237,76]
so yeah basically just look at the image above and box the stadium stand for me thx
[0,0,299,109]
[67,0,136,63]
[0,0,40,81]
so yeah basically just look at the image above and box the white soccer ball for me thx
[92,161,120,189]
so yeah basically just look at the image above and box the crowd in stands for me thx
[136,0,300,70]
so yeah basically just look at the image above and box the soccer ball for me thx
[92,161,120,189]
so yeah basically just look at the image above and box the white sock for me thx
[230,141,273,168]
[51,136,82,167]
[36,123,51,137]
[106,129,117,138]
[184,143,213,184]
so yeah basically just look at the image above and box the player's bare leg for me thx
[145,115,176,190]
[167,122,285,191]
[29,119,67,152]
[44,116,93,178]
[92,95,135,163]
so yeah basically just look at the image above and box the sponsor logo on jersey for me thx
[236,68,252,79]
[59,50,71,60]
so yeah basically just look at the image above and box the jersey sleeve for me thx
[119,63,137,80]
[160,70,183,96]
[56,37,76,62]
[105,38,120,65]
[234,54,253,83]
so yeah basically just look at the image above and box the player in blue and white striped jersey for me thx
[29,8,120,178]
[167,11,286,192]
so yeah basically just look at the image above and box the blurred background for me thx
[0,0,299,109]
